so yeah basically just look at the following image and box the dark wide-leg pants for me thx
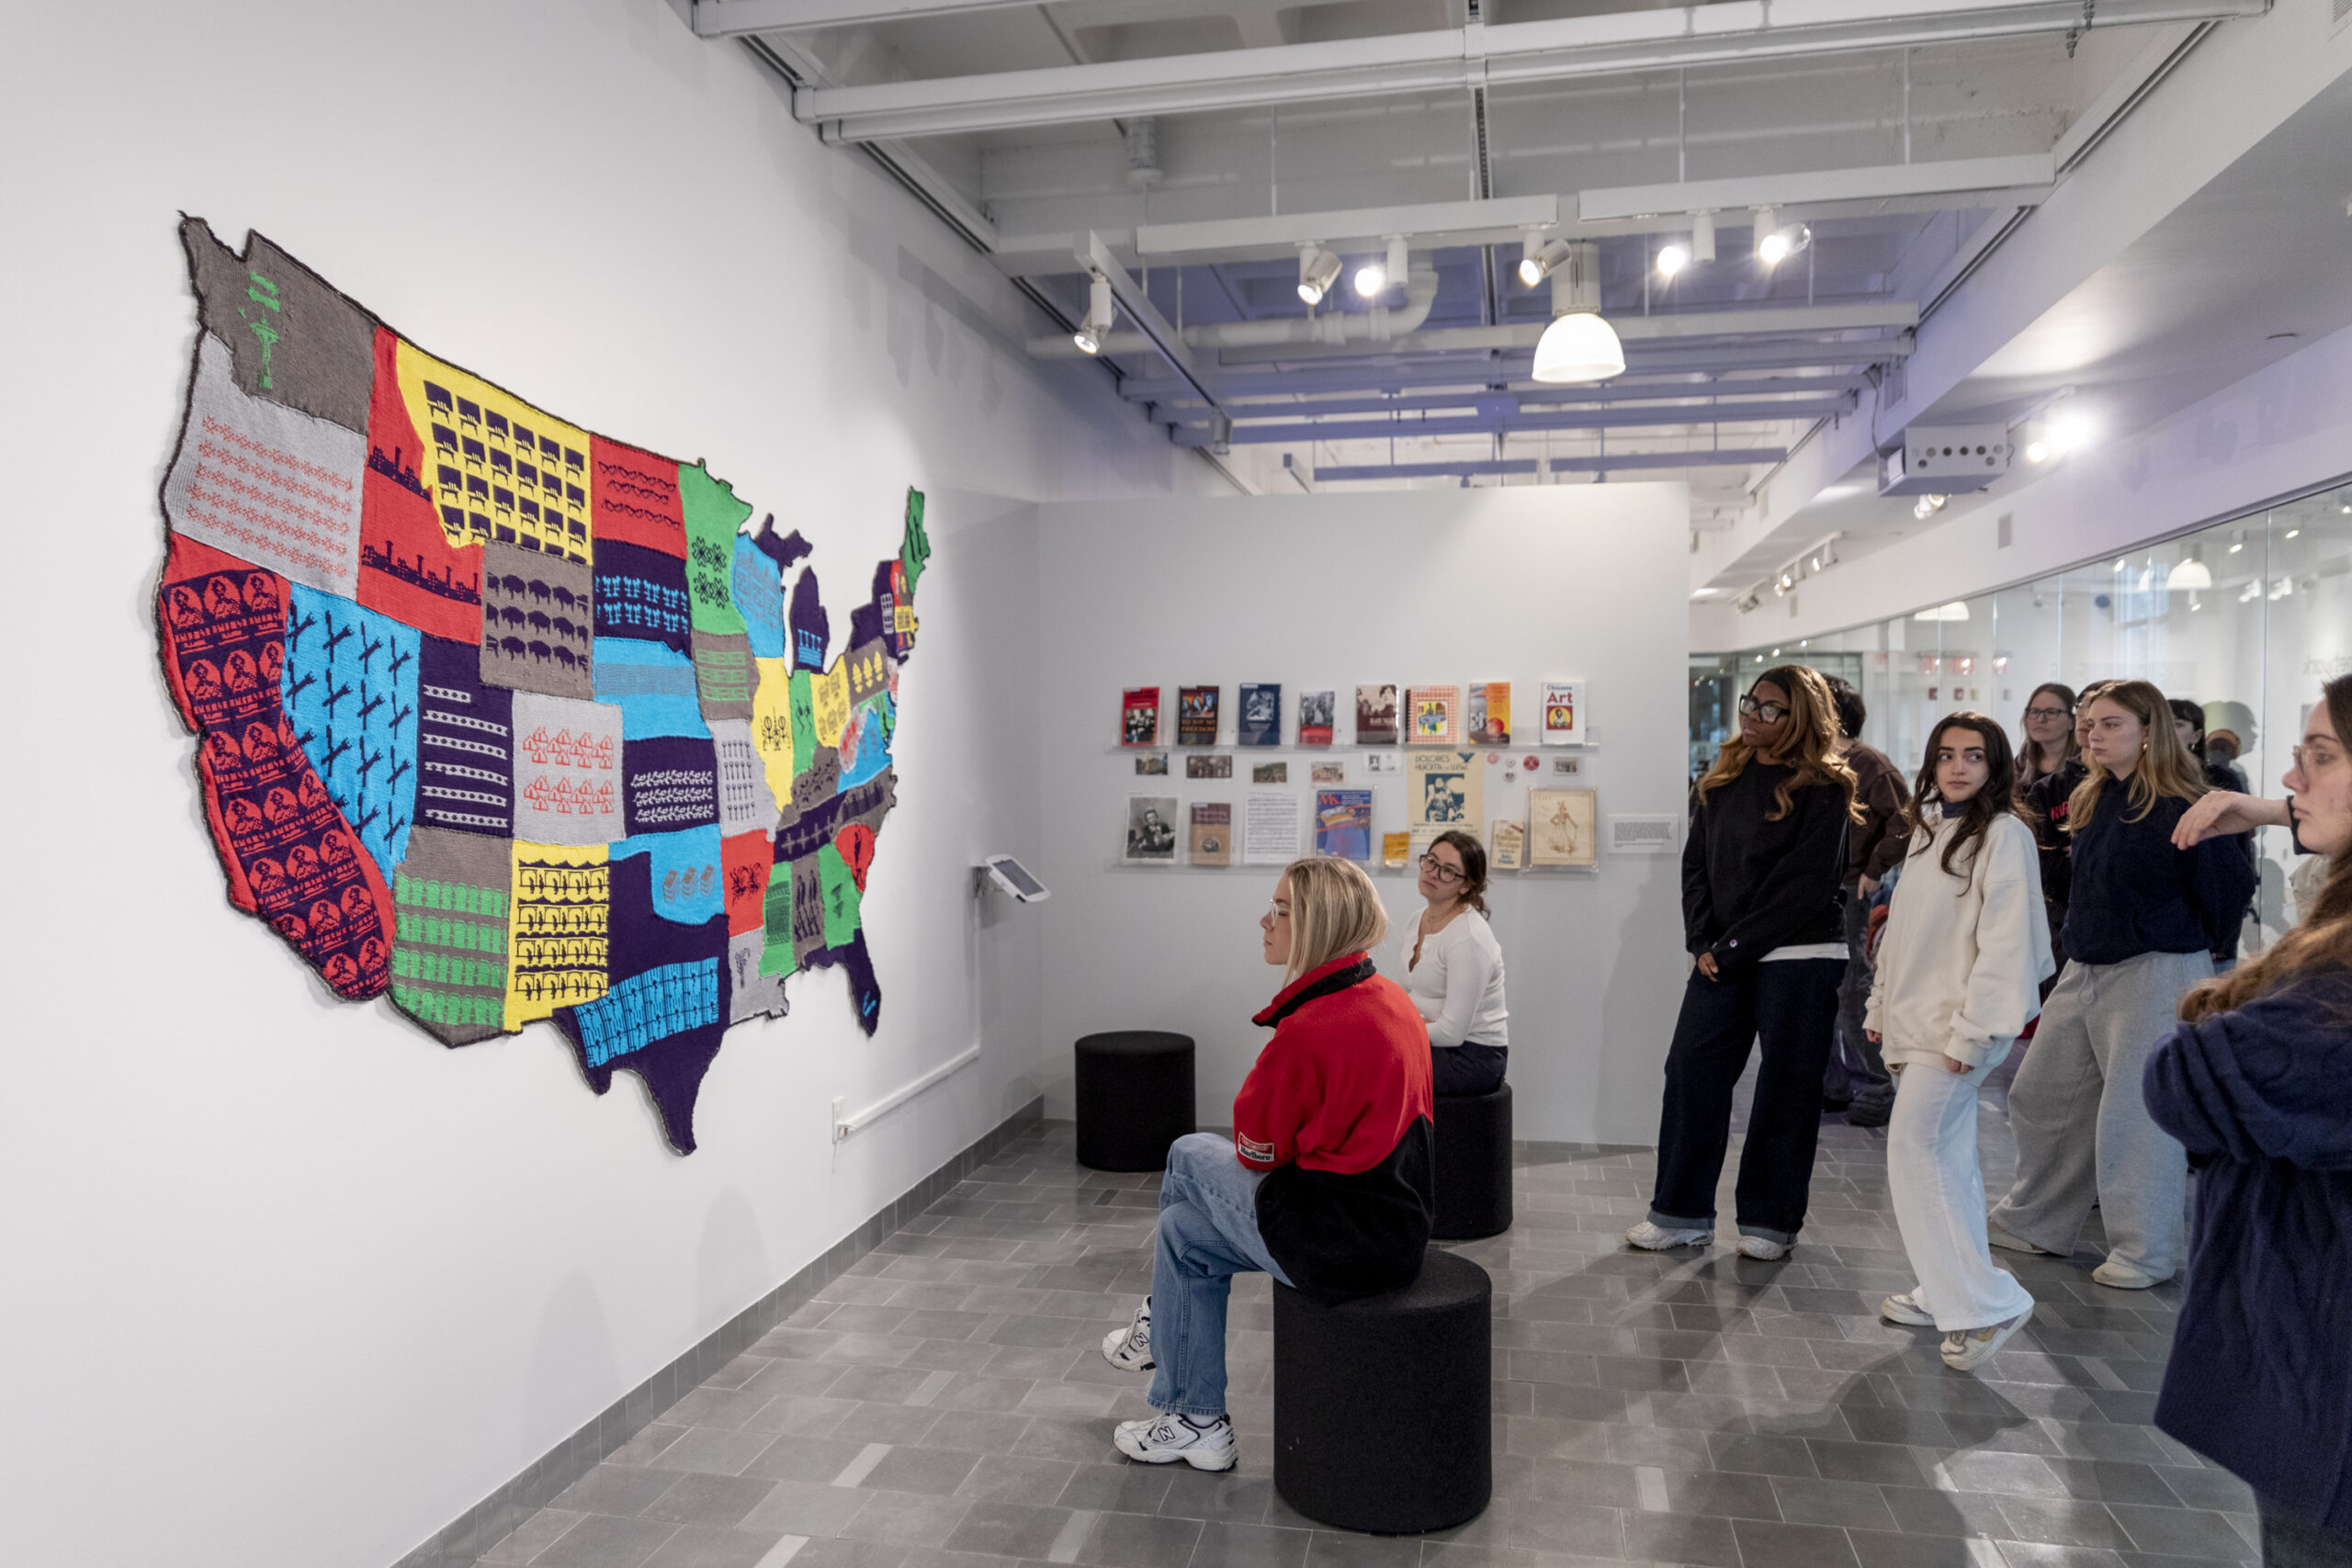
[1648,957,1846,1246]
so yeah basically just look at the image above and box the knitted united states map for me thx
[156,219,930,1153]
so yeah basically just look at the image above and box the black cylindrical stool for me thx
[1073,1032,1195,1171]
[1431,1083,1514,1240]
[1272,1247,1492,1534]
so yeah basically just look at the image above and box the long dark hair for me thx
[1695,664,1862,824]
[1904,711,2023,879]
[1430,829,1490,918]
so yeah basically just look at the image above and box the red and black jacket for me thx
[1235,953,1435,1304]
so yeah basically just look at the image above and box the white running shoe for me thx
[1941,1303,2034,1371]
[1881,1292,1936,1326]
[1734,1235,1790,1261]
[1101,1298,1153,1371]
[1985,1223,2055,1255]
[2092,1258,2167,1290]
[1625,1220,1713,1251]
[1114,1411,1236,1471]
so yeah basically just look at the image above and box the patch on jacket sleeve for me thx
[1237,1132,1276,1163]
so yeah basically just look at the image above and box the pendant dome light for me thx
[1530,241,1623,385]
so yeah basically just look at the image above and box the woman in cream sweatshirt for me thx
[1865,712,2054,1371]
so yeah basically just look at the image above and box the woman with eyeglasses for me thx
[1628,665,1861,1261]
[2145,673,2352,1562]
[2017,683,2079,795]
[1987,679,2256,1290]
[1401,829,1509,1095]
[1098,857,1433,1472]
[2022,679,2110,981]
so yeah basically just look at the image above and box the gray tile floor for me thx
[479,1086,2253,1568]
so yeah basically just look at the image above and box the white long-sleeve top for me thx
[1399,909,1509,1049]
[1864,810,2054,1070]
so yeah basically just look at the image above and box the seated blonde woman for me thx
[1097,856,1435,1471]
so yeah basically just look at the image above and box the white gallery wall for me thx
[1031,487,1694,1148]
[0,5,1222,1567]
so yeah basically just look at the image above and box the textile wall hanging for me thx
[157,219,932,1154]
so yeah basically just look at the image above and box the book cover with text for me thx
[1297,689,1336,746]
[1469,682,1511,745]
[1179,684,1221,745]
[1315,789,1374,862]
[1189,802,1233,865]
[1409,685,1461,745]
[1354,683,1398,745]
[1122,687,1160,746]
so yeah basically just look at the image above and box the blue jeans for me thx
[1147,1133,1294,1419]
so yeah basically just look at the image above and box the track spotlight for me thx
[1752,207,1811,267]
[1297,245,1341,305]
[1353,235,1408,298]
[2022,403,2092,463]
[1518,237,1572,288]
[1912,493,1947,521]
[1691,209,1716,264]
[1657,243,1690,279]
[1071,274,1114,355]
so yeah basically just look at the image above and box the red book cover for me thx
[1122,686,1160,746]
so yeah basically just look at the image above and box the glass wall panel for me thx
[1694,473,2352,957]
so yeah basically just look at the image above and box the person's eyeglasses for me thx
[1737,695,1789,723]
[2292,745,2341,772]
[1265,902,1291,921]
[1418,854,1466,885]
[2024,705,2072,720]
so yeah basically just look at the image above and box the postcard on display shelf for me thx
[1364,750,1401,775]
[1244,791,1302,864]
[1297,689,1337,746]
[1529,788,1597,866]
[1189,802,1234,866]
[1179,685,1221,745]
[1187,753,1233,780]
[1310,762,1347,784]
[1238,683,1282,746]
[1125,795,1180,863]
[1135,751,1169,775]
[1408,750,1483,830]
[1542,681,1587,746]
[1382,831,1410,869]
[1355,683,1398,746]
[1490,818,1527,872]
[1122,687,1160,746]
[1252,761,1289,784]
[1314,789,1374,862]
[1408,685,1461,746]
[1469,682,1511,745]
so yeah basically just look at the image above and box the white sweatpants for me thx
[1888,1050,2035,1332]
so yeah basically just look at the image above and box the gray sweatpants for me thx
[1988,949,2211,1279]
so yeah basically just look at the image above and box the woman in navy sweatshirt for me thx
[1098,855,1433,1472]
[2145,672,2352,1563]
[1987,679,2256,1289]
[1629,664,1860,1259]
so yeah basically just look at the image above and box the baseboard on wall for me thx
[395,1095,1046,1568]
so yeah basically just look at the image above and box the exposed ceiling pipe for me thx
[1025,268,1440,358]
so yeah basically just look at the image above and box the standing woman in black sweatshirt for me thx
[1986,679,2257,1289]
[1629,665,1860,1260]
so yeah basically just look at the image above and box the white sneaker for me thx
[1101,1298,1153,1371]
[1881,1292,1936,1326]
[1625,1220,1713,1251]
[1985,1223,2055,1255]
[1735,1235,1790,1261]
[1114,1411,1236,1471]
[2092,1258,2168,1290]
[1941,1303,2034,1371]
